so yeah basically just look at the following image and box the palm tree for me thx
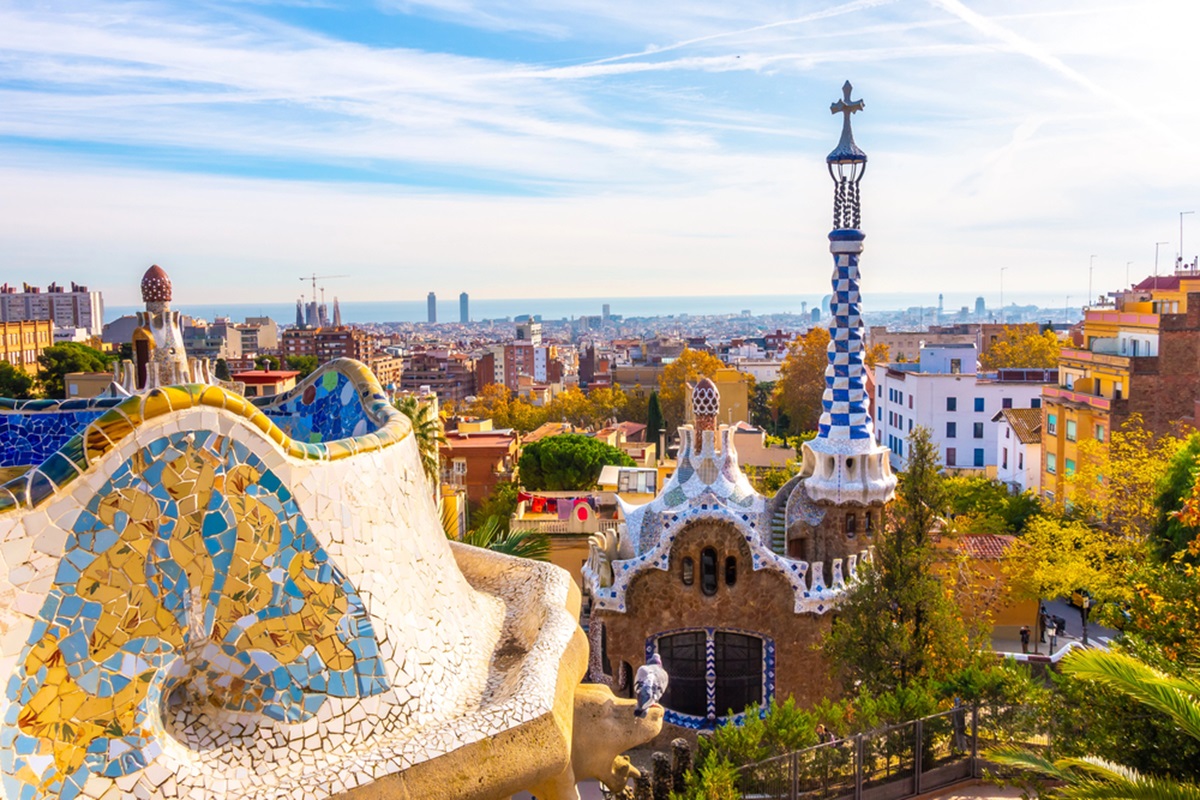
[989,649,1200,799]
[395,394,446,487]
[440,506,550,562]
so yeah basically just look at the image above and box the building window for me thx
[1047,453,1057,474]
[724,557,737,587]
[700,548,718,596]
[974,448,984,467]
[681,557,694,586]
[950,359,962,374]
[973,422,984,439]
[1002,397,1013,409]
[908,396,913,409]
[864,511,873,533]
[1005,427,1010,439]
[1002,447,1008,469]
[1096,424,1106,442]
[947,397,957,412]
[1065,458,1076,476]
[878,385,883,397]
[1031,398,1041,408]
[1018,452,1024,470]
[946,447,956,467]
[845,513,857,537]
[974,397,985,413]
[908,419,913,432]
[946,422,957,438]
[1047,414,1057,435]
[1066,420,1077,442]
[653,630,770,727]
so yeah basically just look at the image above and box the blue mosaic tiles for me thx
[259,369,377,444]
[0,402,121,468]
[2,430,388,799]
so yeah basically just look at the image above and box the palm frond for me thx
[1050,775,1200,800]
[986,745,1073,781]
[1063,650,1200,743]
[459,515,551,561]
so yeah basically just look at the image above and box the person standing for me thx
[1019,625,1031,654]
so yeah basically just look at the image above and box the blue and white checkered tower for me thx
[799,82,897,507]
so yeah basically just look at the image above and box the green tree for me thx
[394,394,446,487]
[1004,515,1133,645]
[255,354,280,370]
[213,358,231,381]
[978,326,1061,370]
[822,426,972,692]
[771,327,831,435]
[1153,433,1200,560]
[658,349,724,432]
[1065,414,1182,540]
[991,649,1200,796]
[285,355,319,379]
[518,433,635,491]
[472,481,520,531]
[36,342,113,399]
[0,362,38,399]
[646,390,665,443]
[942,475,1043,533]
[455,515,550,561]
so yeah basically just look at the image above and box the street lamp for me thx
[1183,211,1196,270]
[1155,241,1170,277]
[1000,267,1008,325]
[1089,255,1097,308]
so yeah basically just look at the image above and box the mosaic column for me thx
[800,82,896,507]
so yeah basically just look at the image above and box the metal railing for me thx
[736,705,1046,800]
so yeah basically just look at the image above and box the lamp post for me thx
[1089,255,1097,308]
[1000,267,1007,325]
[1155,241,1170,277]
[1183,211,1196,270]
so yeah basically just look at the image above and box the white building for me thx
[873,344,1053,472]
[992,408,1042,494]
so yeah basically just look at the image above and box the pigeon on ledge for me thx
[634,653,669,717]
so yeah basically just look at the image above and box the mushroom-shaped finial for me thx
[141,264,172,304]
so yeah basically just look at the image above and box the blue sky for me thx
[0,0,1197,307]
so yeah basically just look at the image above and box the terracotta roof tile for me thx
[999,408,1042,444]
[959,533,1016,559]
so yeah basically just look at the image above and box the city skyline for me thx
[1,0,1197,306]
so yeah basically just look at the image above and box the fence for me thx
[736,705,1048,800]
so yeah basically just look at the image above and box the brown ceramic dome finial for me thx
[692,377,720,434]
[141,264,172,303]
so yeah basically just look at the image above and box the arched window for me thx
[724,556,737,587]
[845,513,857,537]
[700,548,718,596]
[681,556,695,586]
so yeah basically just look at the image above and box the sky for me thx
[1,0,1198,308]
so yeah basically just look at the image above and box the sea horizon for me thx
[104,290,1080,326]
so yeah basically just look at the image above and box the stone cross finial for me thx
[830,80,864,141]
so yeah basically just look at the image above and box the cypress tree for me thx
[646,391,665,446]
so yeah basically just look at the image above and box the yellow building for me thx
[0,319,54,375]
[683,367,752,427]
[1041,272,1200,502]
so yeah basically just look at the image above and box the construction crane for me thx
[299,273,347,297]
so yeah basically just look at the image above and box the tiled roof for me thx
[959,533,1016,559]
[1133,275,1181,291]
[999,408,1042,445]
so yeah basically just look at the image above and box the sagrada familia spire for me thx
[798,81,897,508]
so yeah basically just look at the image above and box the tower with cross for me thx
[797,81,896,513]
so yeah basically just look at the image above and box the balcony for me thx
[1044,385,1112,412]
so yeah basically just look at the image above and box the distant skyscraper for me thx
[295,298,304,328]
[974,296,986,318]
[460,292,469,323]
[427,292,437,323]
[602,303,610,322]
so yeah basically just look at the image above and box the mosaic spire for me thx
[800,82,896,507]
[818,81,871,444]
